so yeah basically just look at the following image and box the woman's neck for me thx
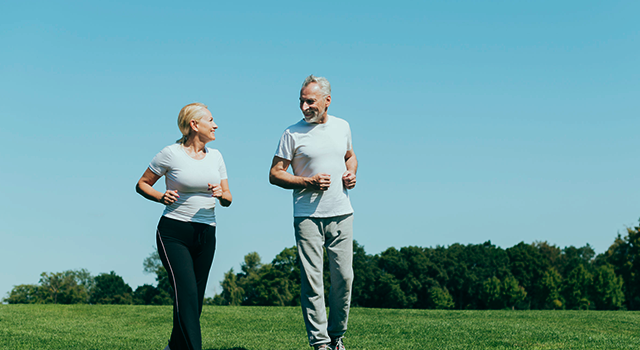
[182,137,207,159]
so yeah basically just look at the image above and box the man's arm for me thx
[342,149,357,189]
[269,156,331,191]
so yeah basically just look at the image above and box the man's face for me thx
[299,83,331,123]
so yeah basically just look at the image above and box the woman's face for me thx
[192,109,218,142]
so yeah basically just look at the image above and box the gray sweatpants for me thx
[294,214,354,347]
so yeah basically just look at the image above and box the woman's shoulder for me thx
[206,148,223,157]
[155,143,186,160]
[150,144,181,168]
[157,143,183,155]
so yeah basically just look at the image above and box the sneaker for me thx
[331,337,345,350]
[314,344,332,350]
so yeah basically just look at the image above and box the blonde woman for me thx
[136,103,232,350]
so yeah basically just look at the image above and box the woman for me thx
[136,103,232,350]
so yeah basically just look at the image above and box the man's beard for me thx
[304,107,326,123]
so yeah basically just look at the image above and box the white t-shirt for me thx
[149,143,227,226]
[275,115,354,218]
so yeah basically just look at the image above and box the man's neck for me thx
[311,113,329,124]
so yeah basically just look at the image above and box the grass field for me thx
[0,305,639,350]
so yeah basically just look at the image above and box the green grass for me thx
[0,305,639,349]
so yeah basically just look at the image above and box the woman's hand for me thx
[160,190,180,205]
[209,181,232,207]
[137,168,179,205]
[208,183,223,198]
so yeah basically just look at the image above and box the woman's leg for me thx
[193,224,216,316]
[156,217,215,350]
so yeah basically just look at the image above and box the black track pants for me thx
[157,216,216,350]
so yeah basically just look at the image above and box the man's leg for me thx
[295,217,331,347]
[325,214,354,341]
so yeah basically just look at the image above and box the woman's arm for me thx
[209,179,232,207]
[136,168,179,205]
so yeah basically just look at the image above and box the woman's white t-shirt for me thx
[149,143,227,226]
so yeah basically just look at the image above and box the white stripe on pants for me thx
[294,213,354,347]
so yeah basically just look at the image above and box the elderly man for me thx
[269,75,357,350]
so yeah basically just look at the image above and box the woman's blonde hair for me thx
[176,103,209,144]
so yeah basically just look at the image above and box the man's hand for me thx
[342,171,356,190]
[307,173,331,191]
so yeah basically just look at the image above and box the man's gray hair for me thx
[302,75,331,97]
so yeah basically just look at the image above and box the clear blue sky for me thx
[1,0,638,299]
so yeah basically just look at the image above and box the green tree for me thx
[220,268,244,306]
[534,241,564,278]
[480,276,503,309]
[272,246,299,278]
[4,284,40,304]
[400,246,444,309]
[439,244,472,309]
[39,271,88,304]
[271,246,301,305]
[204,294,226,305]
[236,252,263,305]
[67,268,95,302]
[601,221,640,310]
[246,265,293,306]
[218,251,299,306]
[143,250,172,302]
[539,267,563,309]
[428,286,454,309]
[374,272,408,308]
[506,242,547,309]
[133,284,171,305]
[90,271,133,304]
[562,264,592,310]
[591,264,624,310]
[451,241,511,309]
[502,275,527,310]
[561,244,596,277]
[351,241,381,307]
[378,247,414,307]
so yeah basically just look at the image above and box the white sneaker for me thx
[331,337,345,350]
[314,344,332,350]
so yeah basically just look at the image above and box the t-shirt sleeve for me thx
[149,146,172,176]
[346,123,353,151]
[275,130,295,160]
[217,151,228,180]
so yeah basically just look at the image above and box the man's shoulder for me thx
[328,115,351,130]
[283,119,311,134]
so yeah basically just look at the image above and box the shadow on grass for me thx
[205,348,249,350]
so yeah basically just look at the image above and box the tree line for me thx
[212,220,640,310]
[3,254,173,306]
[5,220,639,310]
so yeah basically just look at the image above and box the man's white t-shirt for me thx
[275,115,354,218]
[149,143,227,226]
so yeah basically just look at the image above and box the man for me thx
[269,75,357,350]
